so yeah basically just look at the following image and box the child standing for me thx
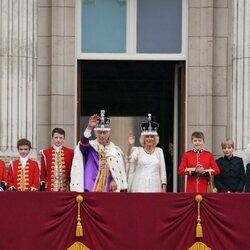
[178,131,220,192]
[40,128,74,191]
[0,160,7,191]
[214,139,245,192]
[8,139,39,191]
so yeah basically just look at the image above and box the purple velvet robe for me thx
[80,134,112,192]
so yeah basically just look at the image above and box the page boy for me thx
[178,131,220,192]
[8,138,39,191]
[40,128,74,191]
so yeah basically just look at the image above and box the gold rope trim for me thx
[68,195,90,250]
[76,195,83,237]
[187,241,211,250]
[195,194,203,238]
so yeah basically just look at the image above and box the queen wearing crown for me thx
[70,110,127,192]
[126,114,167,192]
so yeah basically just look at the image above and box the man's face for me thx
[18,145,30,158]
[52,132,65,147]
[95,130,110,145]
[222,145,234,158]
[192,137,204,150]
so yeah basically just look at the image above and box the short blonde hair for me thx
[221,139,234,149]
[139,135,159,147]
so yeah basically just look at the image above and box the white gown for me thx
[126,147,167,192]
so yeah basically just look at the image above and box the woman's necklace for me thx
[143,147,155,155]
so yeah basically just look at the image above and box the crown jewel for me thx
[140,114,159,136]
[94,110,111,131]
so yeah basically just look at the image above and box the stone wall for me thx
[187,0,230,157]
[0,0,38,161]
[37,0,76,154]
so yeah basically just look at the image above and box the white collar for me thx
[53,145,62,152]
[19,156,29,168]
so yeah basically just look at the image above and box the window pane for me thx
[137,0,182,53]
[81,0,126,53]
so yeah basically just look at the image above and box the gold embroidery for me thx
[51,148,67,191]
[92,149,109,192]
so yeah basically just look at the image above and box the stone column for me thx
[0,0,37,162]
[188,1,214,151]
[188,1,230,157]
[232,0,250,155]
[37,0,75,152]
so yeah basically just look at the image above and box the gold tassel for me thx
[76,221,83,237]
[76,195,84,237]
[196,223,203,238]
[195,194,203,238]
[67,195,90,250]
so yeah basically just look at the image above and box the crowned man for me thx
[70,110,127,192]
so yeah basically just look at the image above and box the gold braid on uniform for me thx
[92,148,109,192]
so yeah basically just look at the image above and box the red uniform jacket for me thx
[0,160,7,185]
[0,160,7,184]
[40,146,74,191]
[178,150,220,192]
[8,159,39,191]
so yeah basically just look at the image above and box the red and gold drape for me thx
[0,192,249,250]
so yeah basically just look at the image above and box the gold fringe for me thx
[76,195,83,237]
[188,241,211,250]
[67,241,90,250]
[195,194,203,238]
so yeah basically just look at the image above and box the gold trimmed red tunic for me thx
[178,150,220,192]
[7,159,39,191]
[0,160,7,190]
[40,146,74,191]
[0,160,7,184]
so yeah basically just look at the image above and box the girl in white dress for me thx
[126,114,167,192]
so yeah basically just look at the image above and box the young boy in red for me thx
[8,139,39,191]
[40,128,74,191]
[178,131,220,192]
[0,160,7,191]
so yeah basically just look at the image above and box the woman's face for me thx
[144,135,156,147]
